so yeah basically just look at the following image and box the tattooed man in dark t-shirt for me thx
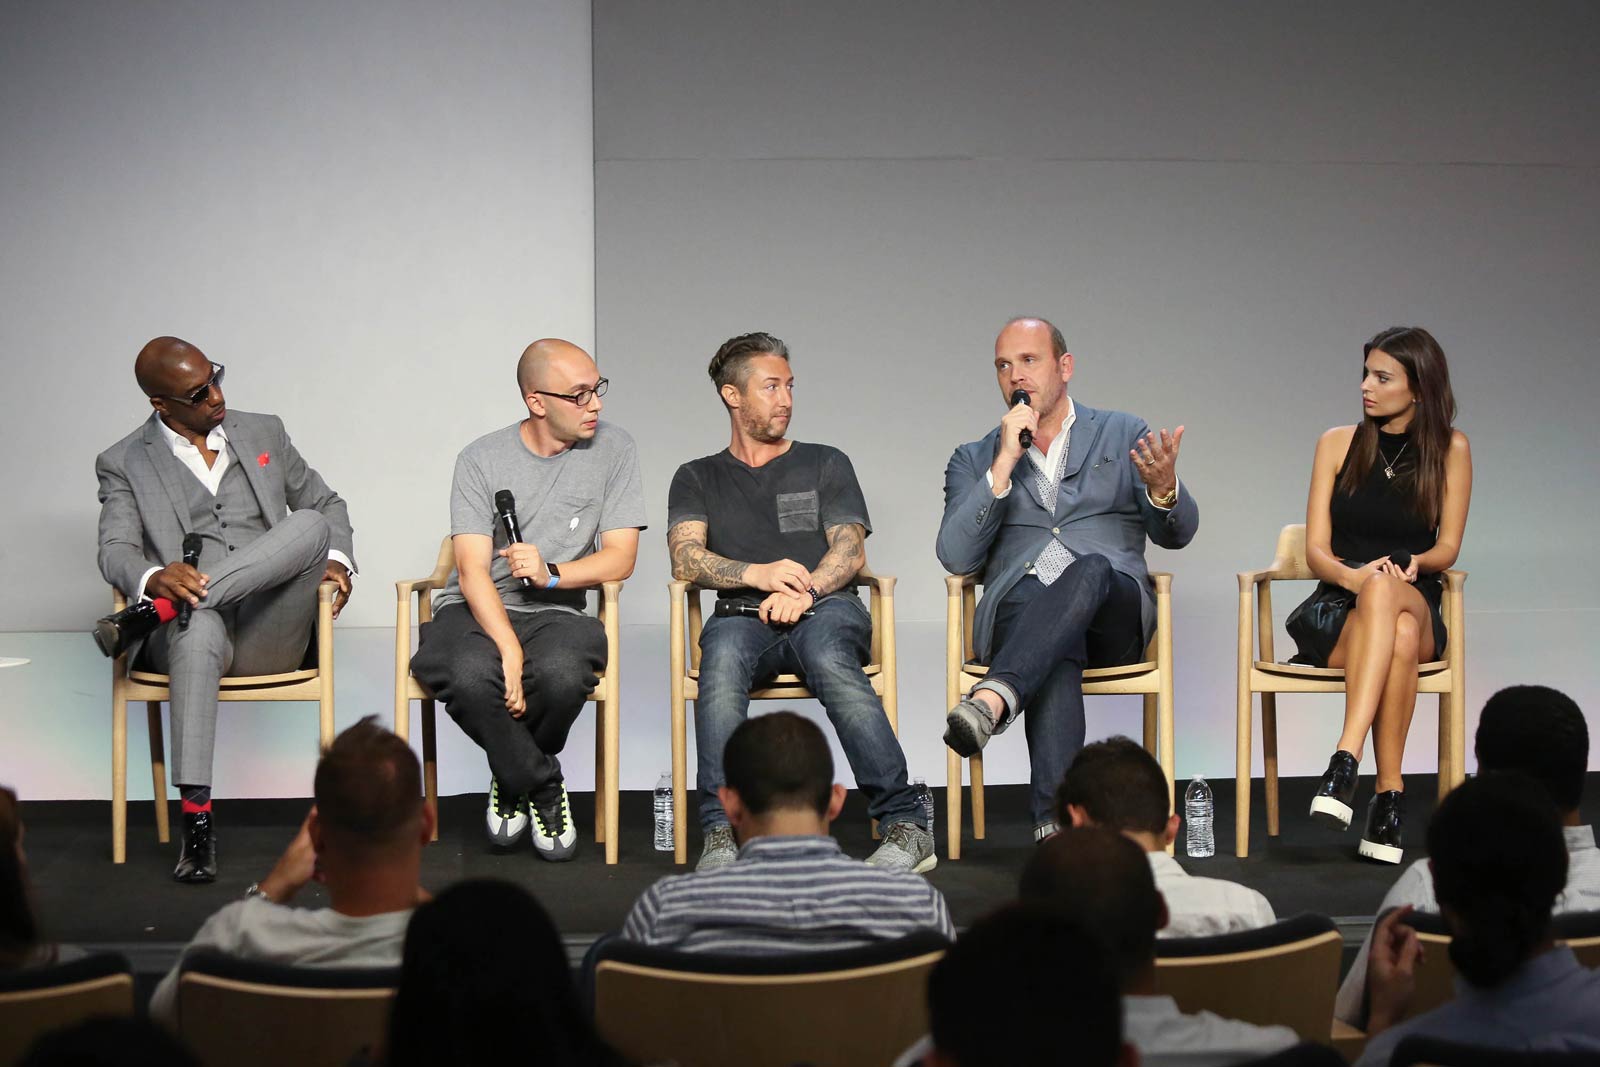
[667,332,934,875]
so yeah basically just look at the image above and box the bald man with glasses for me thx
[408,338,645,862]
[92,336,357,884]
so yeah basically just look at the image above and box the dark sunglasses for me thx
[531,377,609,407]
[161,363,226,406]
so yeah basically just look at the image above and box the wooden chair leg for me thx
[671,692,688,866]
[1262,692,1280,838]
[604,683,620,865]
[1235,688,1252,859]
[1143,693,1157,753]
[1437,690,1455,804]
[971,753,986,840]
[112,691,128,864]
[147,702,170,844]
[594,698,607,846]
[421,699,439,843]
[946,748,962,861]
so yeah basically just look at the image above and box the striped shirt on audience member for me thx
[621,835,956,954]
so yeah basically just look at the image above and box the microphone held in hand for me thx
[1011,389,1033,451]
[177,533,203,630]
[714,600,815,623]
[493,489,534,589]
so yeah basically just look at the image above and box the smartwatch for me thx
[545,562,561,590]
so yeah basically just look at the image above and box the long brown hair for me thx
[0,786,45,967]
[1336,326,1456,523]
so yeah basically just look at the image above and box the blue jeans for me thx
[986,555,1145,825]
[694,595,923,833]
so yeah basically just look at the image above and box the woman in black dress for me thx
[1297,327,1472,863]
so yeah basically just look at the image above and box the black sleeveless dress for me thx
[1287,428,1448,666]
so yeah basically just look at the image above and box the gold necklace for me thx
[1378,439,1409,480]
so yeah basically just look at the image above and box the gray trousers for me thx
[142,510,332,787]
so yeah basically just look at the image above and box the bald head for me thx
[516,338,595,396]
[135,336,208,397]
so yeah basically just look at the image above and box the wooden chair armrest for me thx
[1442,568,1466,591]
[668,578,697,599]
[317,580,337,605]
[1237,569,1273,591]
[945,572,979,594]
[1150,571,1172,596]
[855,566,894,594]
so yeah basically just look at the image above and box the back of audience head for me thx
[1475,685,1587,817]
[1019,825,1166,991]
[927,904,1130,1067]
[20,1017,201,1067]
[0,785,46,968]
[1428,772,1568,989]
[720,711,845,837]
[312,717,430,865]
[386,879,627,1067]
[1055,736,1175,849]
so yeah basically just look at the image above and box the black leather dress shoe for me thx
[1309,750,1360,830]
[93,600,164,658]
[174,810,218,883]
[1359,790,1405,864]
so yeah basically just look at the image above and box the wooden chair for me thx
[110,582,336,863]
[589,930,947,1067]
[177,951,396,1067]
[0,954,134,1064]
[668,570,898,864]
[1395,909,1600,1023]
[1235,524,1467,857]
[944,571,1175,860]
[394,537,623,863]
[1154,913,1342,1044]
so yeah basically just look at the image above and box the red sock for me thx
[181,797,212,814]
[151,598,178,623]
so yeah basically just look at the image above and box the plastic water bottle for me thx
[653,773,674,851]
[1184,776,1214,858]
[913,777,936,840]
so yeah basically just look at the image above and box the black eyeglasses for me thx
[161,363,226,406]
[531,377,609,407]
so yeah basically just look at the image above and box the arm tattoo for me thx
[667,520,752,590]
[811,523,866,596]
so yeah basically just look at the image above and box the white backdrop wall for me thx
[0,1,596,798]
[591,1,1600,799]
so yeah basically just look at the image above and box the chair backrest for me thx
[590,930,948,1067]
[1264,524,1316,582]
[1153,913,1341,1041]
[0,953,134,1065]
[176,951,397,1067]
[1400,910,1600,1019]
[1390,1034,1600,1067]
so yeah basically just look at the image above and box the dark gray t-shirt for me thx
[667,442,871,606]
[436,421,647,614]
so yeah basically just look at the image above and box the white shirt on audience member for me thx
[1124,994,1299,1067]
[148,897,412,1024]
[1147,852,1277,939]
[1334,823,1600,1025]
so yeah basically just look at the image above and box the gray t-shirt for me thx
[435,421,647,614]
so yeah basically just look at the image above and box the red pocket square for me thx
[257,452,270,467]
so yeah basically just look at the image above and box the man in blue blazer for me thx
[937,317,1198,839]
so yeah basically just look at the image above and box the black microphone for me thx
[177,533,203,630]
[493,489,534,589]
[1011,389,1033,450]
[714,600,815,622]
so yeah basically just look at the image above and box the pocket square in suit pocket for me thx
[257,451,271,467]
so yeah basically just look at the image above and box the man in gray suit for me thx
[937,317,1197,841]
[93,336,356,883]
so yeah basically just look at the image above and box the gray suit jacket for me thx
[95,410,356,600]
[936,402,1198,663]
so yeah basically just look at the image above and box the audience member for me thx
[1355,774,1600,1066]
[621,711,955,952]
[1336,684,1599,1025]
[918,905,1131,1067]
[148,717,432,1022]
[0,787,80,969]
[19,1017,200,1067]
[384,879,628,1067]
[1021,826,1298,1067]
[1057,737,1276,937]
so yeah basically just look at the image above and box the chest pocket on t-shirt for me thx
[549,494,596,557]
[776,490,820,534]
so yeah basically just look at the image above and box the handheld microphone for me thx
[1011,389,1033,450]
[714,600,815,623]
[493,489,534,589]
[177,533,203,630]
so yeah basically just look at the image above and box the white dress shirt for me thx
[985,397,1177,510]
[138,417,353,599]
[1124,994,1299,1067]
[1335,823,1600,1025]
[1148,851,1278,939]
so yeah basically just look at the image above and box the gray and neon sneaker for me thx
[696,825,738,872]
[529,781,577,862]
[866,822,937,875]
[485,777,529,848]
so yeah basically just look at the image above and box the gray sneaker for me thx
[696,825,738,872]
[944,696,1000,758]
[866,822,937,875]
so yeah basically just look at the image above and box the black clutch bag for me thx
[1285,582,1357,667]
